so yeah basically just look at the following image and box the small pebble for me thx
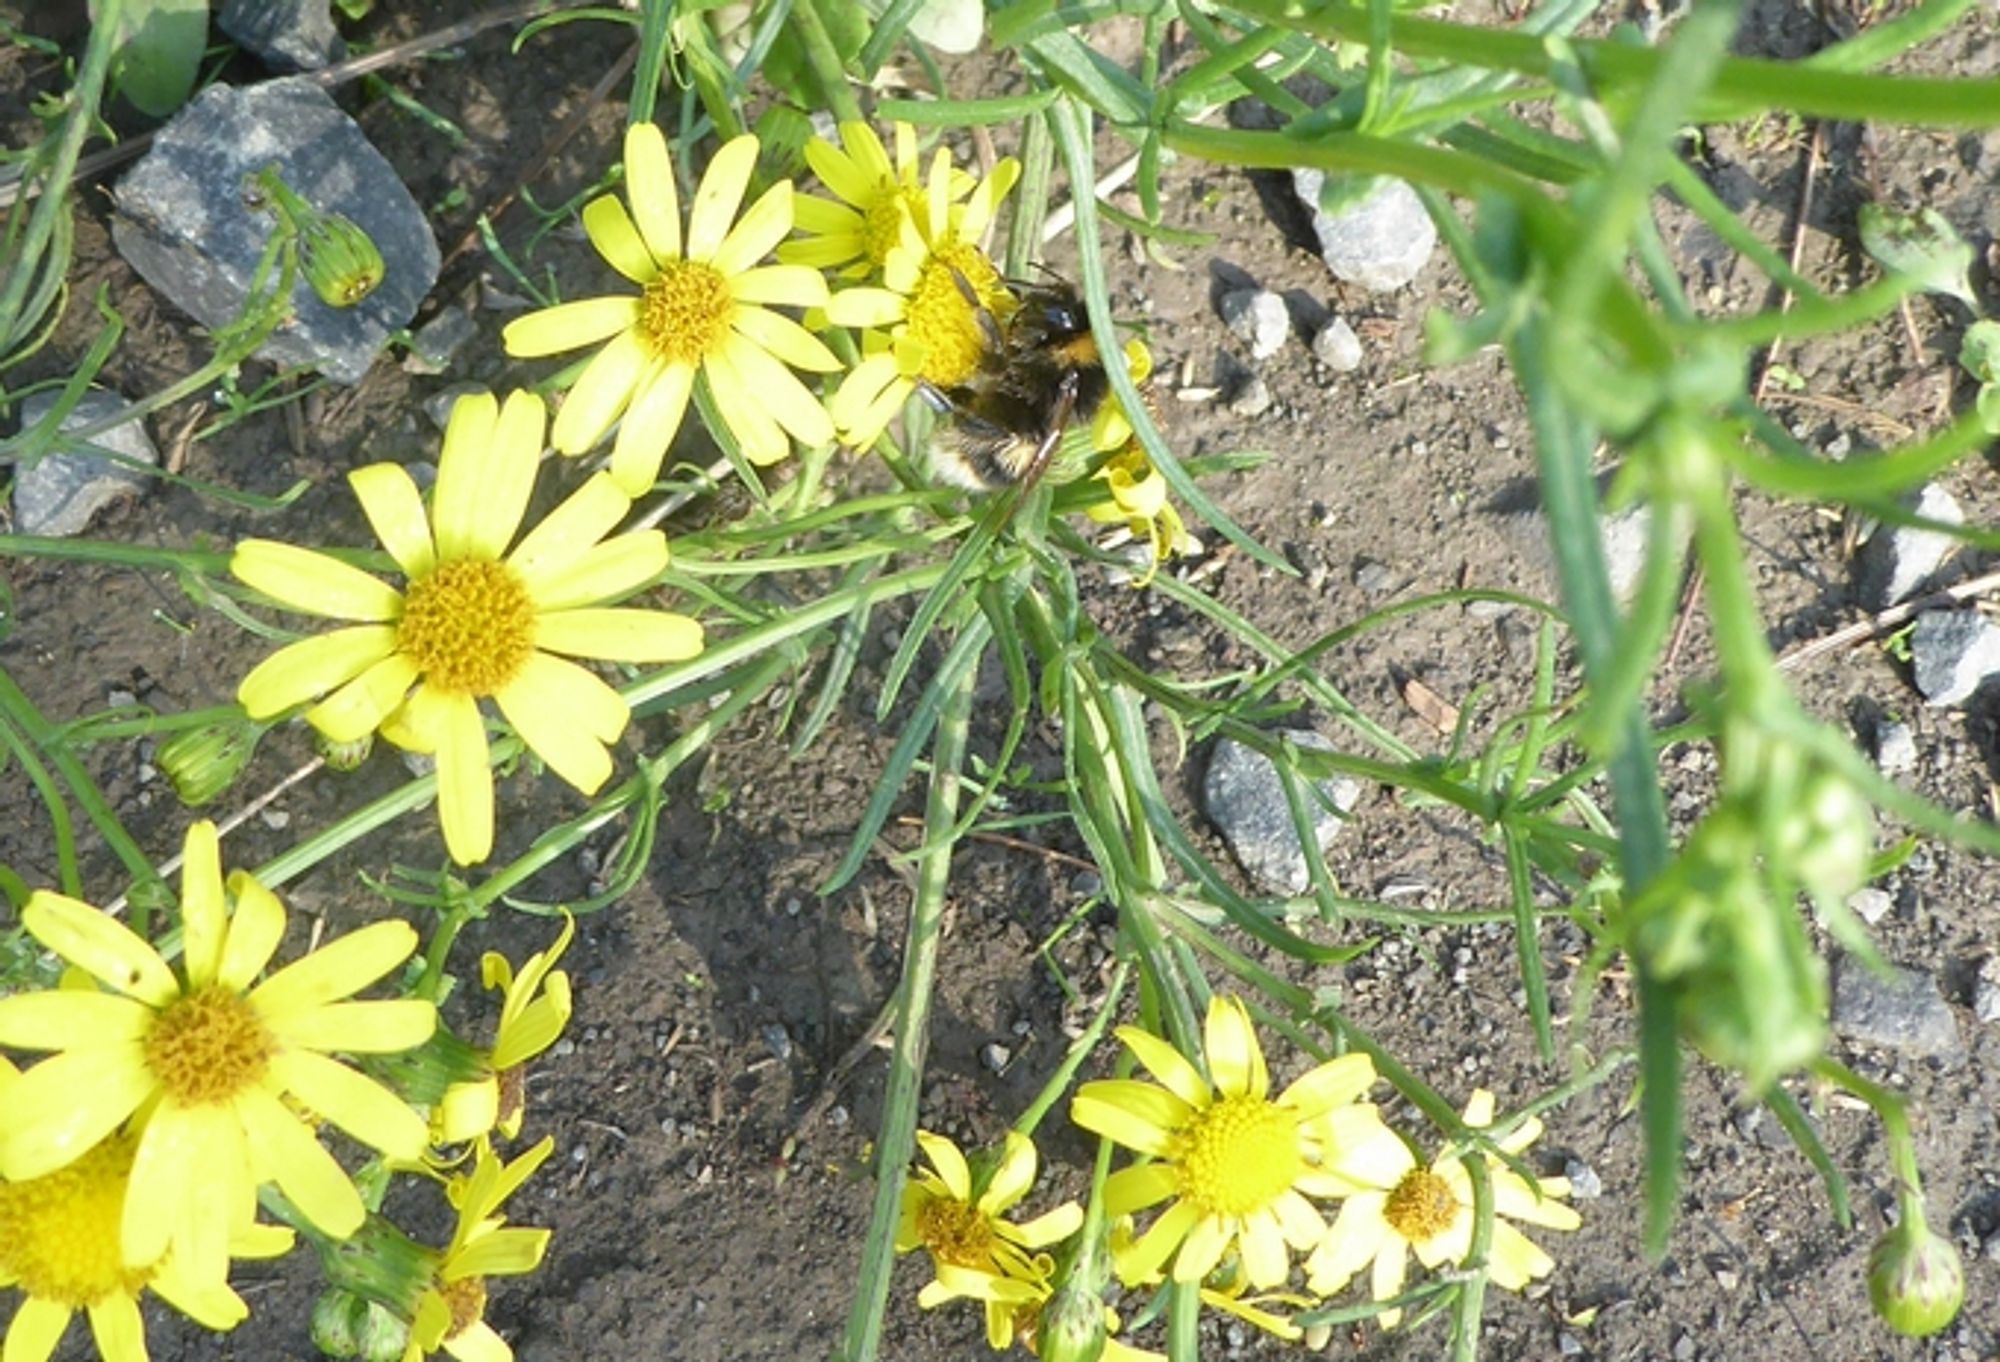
[1228,375,1274,417]
[1846,886,1893,926]
[1311,315,1363,371]
[1563,1157,1603,1200]
[1218,287,1290,360]
[980,1042,1012,1073]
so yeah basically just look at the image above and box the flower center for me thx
[0,1133,152,1307]
[1382,1169,1460,1246]
[397,560,536,696]
[640,258,732,364]
[906,241,1009,389]
[862,187,923,267]
[917,1195,996,1269]
[1171,1094,1302,1218]
[144,983,275,1105]
[442,1275,488,1340]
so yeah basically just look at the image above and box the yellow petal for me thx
[1204,995,1268,1101]
[1104,1161,1177,1214]
[980,1131,1038,1213]
[710,180,792,277]
[722,334,834,446]
[508,474,634,589]
[607,360,694,496]
[489,979,569,1069]
[582,193,655,284]
[149,1254,251,1330]
[523,532,667,613]
[21,892,178,1005]
[495,655,623,793]
[1116,1024,1211,1108]
[1304,1192,1388,1295]
[236,1084,363,1239]
[349,462,435,577]
[729,264,829,308]
[270,998,437,1053]
[8,1297,73,1362]
[303,650,421,745]
[503,295,642,358]
[125,1101,238,1281]
[1278,1051,1375,1117]
[703,346,788,464]
[450,1225,553,1281]
[1172,1212,1231,1283]
[249,919,419,1021]
[237,625,397,720]
[685,133,760,263]
[789,192,863,234]
[436,389,545,562]
[0,989,151,1050]
[624,121,682,263]
[776,233,865,269]
[914,1132,973,1200]
[1070,1079,1189,1157]
[805,132,877,208]
[534,608,702,662]
[551,328,650,455]
[1011,1201,1084,1248]
[1238,1209,1290,1289]
[440,1318,514,1362]
[731,306,841,372]
[434,689,494,864]
[177,821,226,990]
[0,1046,151,1182]
[1120,1198,1201,1284]
[83,1295,145,1362]
[268,1049,430,1162]
[233,540,401,621]
[218,871,287,991]
[824,286,907,328]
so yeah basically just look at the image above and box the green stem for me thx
[836,661,975,1362]
[790,0,865,124]
[1012,962,1129,1138]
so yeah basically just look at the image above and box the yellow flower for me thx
[1071,995,1398,1291]
[1303,1088,1581,1327]
[896,1130,1083,1349]
[433,916,575,1144]
[503,125,839,490]
[0,1057,295,1362]
[823,156,1020,447]
[1085,443,1196,588]
[778,121,975,278]
[232,390,704,864]
[404,1137,554,1362]
[0,822,434,1289]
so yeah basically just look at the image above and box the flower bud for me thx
[157,713,264,807]
[316,729,375,772]
[1035,1279,1107,1362]
[250,164,385,308]
[1790,770,1873,903]
[311,1289,406,1361]
[1867,1217,1964,1338]
[1857,203,1975,306]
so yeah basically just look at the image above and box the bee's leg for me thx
[915,379,955,415]
[1020,370,1081,492]
[948,267,1008,357]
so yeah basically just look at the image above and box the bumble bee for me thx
[919,277,1113,493]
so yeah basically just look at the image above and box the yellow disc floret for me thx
[906,240,1009,389]
[397,560,537,696]
[863,187,925,269]
[641,258,732,364]
[1172,1095,1303,1219]
[916,1195,998,1269]
[0,1133,150,1307]
[143,984,276,1105]
[1382,1168,1459,1245]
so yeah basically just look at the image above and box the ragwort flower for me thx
[404,1136,554,1362]
[896,1129,1082,1349]
[503,125,839,490]
[1071,995,1399,1291]
[0,822,434,1289]
[232,389,704,864]
[1085,445,1195,587]
[823,156,1021,447]
[1303,1088,1580,1326]
[433,916,575,1145]
[778,121,975,278]
[0,1058,295,1362]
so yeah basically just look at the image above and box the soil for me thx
[2,4,1998,1362]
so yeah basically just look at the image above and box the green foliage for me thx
[89,0,207,118]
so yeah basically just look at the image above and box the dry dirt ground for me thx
[2,3,1999,1362]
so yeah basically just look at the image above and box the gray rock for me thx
[1856,482,1963,607]
[423,381,489,432]
[10,389,159,536]
[1218,287,1289,360]
[1846,886,1893,926]
[1831,956,1958,1058]
[1228,375,1273,418]
[1562,1156,1602,1200]
[403,304,478,376]
[112,78,438,385]
[1910,609,2000,707]
[1293,168,1436,292]
[1202,731,1363,894]
[1499,498,1651,605]
[219,0,345,72]
[1873,719,1918,777]
[1354,559,1403,596]
[1311,315,1363,371]
[1974,956,2000,1025]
